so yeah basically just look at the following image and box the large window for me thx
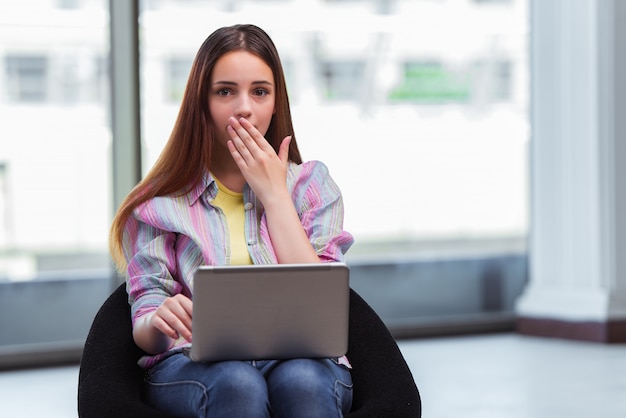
[140,0,529,253]
[0,0,529,367]
[0,0,111,365]
[139,0,529,334]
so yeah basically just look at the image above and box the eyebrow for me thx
[213,80,273,86]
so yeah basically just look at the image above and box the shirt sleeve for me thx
[123,211,183,326]
[292,161,354,262]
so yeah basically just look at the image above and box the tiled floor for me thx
[1,333,625,418]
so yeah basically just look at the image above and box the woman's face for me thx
[209,50,276,149]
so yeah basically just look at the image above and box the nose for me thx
[234,94,252,119]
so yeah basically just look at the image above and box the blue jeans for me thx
[144,353,353,418]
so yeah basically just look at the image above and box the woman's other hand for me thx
[133,294,193,354]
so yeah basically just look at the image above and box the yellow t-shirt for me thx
[212,177,253,265]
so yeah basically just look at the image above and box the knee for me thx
[209,361,267,397]
[268,359,331,395]
[202,362,270,418]
[268,360,353,418]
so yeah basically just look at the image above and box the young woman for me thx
[109,24,354,418]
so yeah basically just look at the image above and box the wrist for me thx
[259,188,292,211]
[133,312,174,354]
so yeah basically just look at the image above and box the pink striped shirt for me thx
[123,160,354,369]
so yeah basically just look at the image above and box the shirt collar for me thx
[186,171,216,206]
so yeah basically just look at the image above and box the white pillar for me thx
[516,0,626,342]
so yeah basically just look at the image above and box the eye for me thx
[253,88,270,97]
[216,88,232,96]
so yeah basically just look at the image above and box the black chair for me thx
[78,283,421,417]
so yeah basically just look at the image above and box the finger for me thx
[170,296,193,341]
[227,125,254,164]
[227,140,244,164]
[150,314,180,340]
[278,136,292,165]
[177,295,194,329]
[228,117,256,147]
[173,294,193,330]
[158,297,193,341]
[237,117,273,150]
[233,118,278,161]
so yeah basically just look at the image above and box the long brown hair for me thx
[110,24,302,272]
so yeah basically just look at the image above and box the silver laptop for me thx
[185,262,350,362]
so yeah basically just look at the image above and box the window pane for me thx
[5,55,49,102]
[140,0,529,251]
[0,0,111,355]
[166,56,194,102]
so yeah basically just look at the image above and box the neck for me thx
[211,163,245,193]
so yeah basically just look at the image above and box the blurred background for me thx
[0,0,529,367]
